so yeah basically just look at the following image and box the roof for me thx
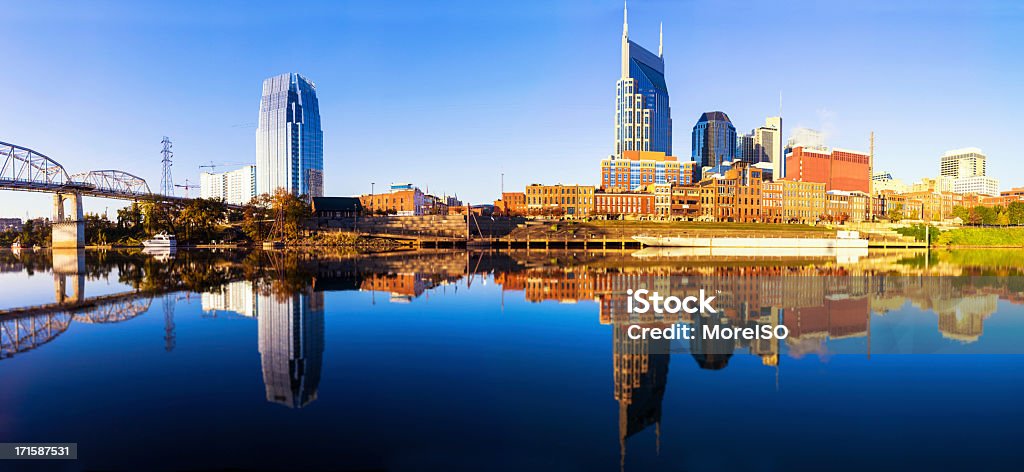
[697,111,731,123]
[311,197,362,212]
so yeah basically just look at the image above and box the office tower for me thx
[691,111,736,181]
[256,73,324,198]
[258,288,325,408]
[735,133,756,163]
[199,165,257,205]
[755,117,782,179]
[614,4,671,157]
[940,148,987,179]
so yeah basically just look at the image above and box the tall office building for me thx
[692,111,736,181]
[940,148,986,179]
[200,165,257,205]
[614,4,671,157]
[755,117,783,179]
[735,133,756,163]
[256,73,324,198]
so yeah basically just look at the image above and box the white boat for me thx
[142,233,177,248]
[632,230,868,249]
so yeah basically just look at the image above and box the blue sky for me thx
[2,0,1021,218]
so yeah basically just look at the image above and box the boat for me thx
[142,233,177,248]
[632,230,868,249]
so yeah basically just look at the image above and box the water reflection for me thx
[1,247,1023,469]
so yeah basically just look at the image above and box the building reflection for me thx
[257,288,324,408]
[201,281,324,408]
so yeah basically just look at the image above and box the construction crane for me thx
[175,178,199,198]
[198,161,253,172]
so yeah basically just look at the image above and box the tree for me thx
[951,205,970,222]
[1009,202,1024,226]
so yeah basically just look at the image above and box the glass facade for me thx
[256,73,324,198]
[692,111,736,182]
[615,7,671,158]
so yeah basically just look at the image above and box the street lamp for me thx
[371,182,375,215]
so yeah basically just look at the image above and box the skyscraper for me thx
[755,117,782,179]
[691,111,736,181]
[940,148,987,179]
[614,3,671,157]
[256,73,324,198]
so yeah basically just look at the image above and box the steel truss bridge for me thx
[1,140,190,202]
[0,295,153,360]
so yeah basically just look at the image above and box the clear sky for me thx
[2,0,1021,218]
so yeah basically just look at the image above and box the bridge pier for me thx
[52,192,84,249]
[52,249,86,304]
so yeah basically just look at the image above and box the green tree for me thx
[1008,202,1024,226]
[951,205,970,222]
[887,204,904,223]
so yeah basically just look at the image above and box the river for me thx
[0,248,1021,471]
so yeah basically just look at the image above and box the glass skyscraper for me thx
[692,111,736,180]
[615,4,671,157]
[256,73,324,198]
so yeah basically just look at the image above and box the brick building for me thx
[785,146,870,193]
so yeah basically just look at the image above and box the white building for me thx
[940,148,986,179]
[201,281,257,317]
[755,116,782,180]
[872,171,910,194]
[786,127,828,152]
[953,175,1000,197]
[200,165,257,205]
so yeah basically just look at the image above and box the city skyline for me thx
[1,0,1021,218]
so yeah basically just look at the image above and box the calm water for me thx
[1,248,1022,471]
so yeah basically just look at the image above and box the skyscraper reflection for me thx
[258,288,325,409]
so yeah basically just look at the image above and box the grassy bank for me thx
[932,227,1024,247]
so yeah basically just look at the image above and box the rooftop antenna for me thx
[658,22,663,57]
[160,136,174,196]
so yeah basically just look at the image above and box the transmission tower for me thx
[163,294,176,352]
[160,136,174,196]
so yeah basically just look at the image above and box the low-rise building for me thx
[670,186,702,220]
[311,197,362,219]
[643,183,672,217]
[697,161,763,223]
[360,183,426,216]
[525,184,594,218]
[773,180,826,224]
[825,190,870,223]
[0,218,22,232]
[594,190,655,217]
[493,192,527,216]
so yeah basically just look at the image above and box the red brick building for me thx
[594,191,655,217]
[785,146,870,193]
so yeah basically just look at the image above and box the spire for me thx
[623,0,628,38]
[658,22,663,57]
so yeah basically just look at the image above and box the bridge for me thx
[0,249,162,359]
[1,140,199,248]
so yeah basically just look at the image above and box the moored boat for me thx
[142,233,177,248]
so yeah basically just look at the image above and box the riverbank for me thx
[932,227,1024,247]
